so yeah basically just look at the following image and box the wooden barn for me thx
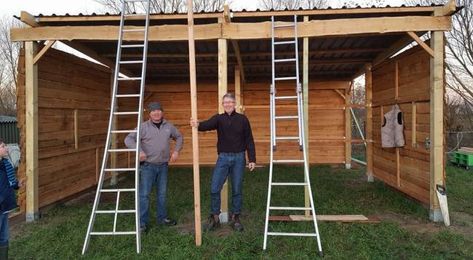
[10,1,458,224]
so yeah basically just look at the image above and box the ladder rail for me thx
[82,0,127,254]
[82,0,150,254]
[264,15,323,256]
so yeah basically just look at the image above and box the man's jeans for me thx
[210,152,246,215]
[0,213,8,246]
[139,162,169,227]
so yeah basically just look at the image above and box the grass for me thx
[9,165,473,259]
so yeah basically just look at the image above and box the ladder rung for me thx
[125,0,148,2]
[100,188,136,193]
[124,14,146,18]
[274,96,298,100]
[267,232,317,237]
[271,182,307,186]
[120,60,143,64]
[122,44,145,48]
[269,206,312,211]
[276,136,299,140]
[273,159,304,164]
[118,77,142,81]
[275,116,299,120]
[116,94,141,98]
[274,58,297,63]
[111,130,137,134]
[274,23,295,28]
[275,77,297,81]
[95,209,136,214]
[114,111,139,115]
[104,168,136,172]
[274,40,296,45]
[90,231,137,236]
[108,148,136,152]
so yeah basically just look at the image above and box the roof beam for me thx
[439,0,456,16]
[103,47,385,59]
[11,16,451,42]
[60,40,134,76]
[33,6,438,24]
[20,11,39,27]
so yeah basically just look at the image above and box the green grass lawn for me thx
[10,164,473,259]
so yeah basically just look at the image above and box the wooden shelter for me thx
[11,1,458,224]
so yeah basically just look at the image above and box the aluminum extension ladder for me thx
[82,0,151,254]
[263,15,323,256]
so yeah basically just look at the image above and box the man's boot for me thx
[0,245,8,260]
[231,214,244,232]
[203,214,220,231]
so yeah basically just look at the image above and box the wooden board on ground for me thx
[268,215,380,223]
[458,147,473,154]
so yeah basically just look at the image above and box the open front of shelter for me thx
[10,0,458,252]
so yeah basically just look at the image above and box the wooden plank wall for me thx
[17,48,112,210]
[116,81,349,166]
[372,46,431,204]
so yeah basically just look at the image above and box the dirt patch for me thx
[175,212,235,237]
[379,211,473,240]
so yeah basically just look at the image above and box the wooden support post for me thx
[345,88,352,169]
[365,64,374,182]
[25,41,39,222]
[74,109,79,149]
[235,66,242,113]
[429,16,446,222]
[412,102,417,147]
[394,61,400,187]
[218,16,229,224]
[187,0,202,245]
[302,16,310,216]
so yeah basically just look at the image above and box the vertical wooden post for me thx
[235,66,242,113]
[429,23,445,222]
[412,102,417,147]
[394,61,401,187]
[187,0,202,245]
[218,16,229,223]
[25,41,39,222]
[345,88,352,169]
[74,109,79,149]
[302,16,310,216]
[365,64,374,182]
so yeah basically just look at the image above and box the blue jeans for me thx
[0,213,8,246]
[139,162,169,227]
[210,152,246,215]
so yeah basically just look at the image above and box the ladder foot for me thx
[318,251,324,257]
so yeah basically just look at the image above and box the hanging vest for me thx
[381,104,405,148]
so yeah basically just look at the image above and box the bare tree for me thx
[258,0,328,10]
[0,16,21,116]
[95,0,229,13]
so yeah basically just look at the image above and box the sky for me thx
[1,0,407,18]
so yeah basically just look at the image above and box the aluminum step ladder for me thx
[263,15,323,256]
[82,0,151,254]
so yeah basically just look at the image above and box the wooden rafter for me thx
[33,6,439,24]
[20,11,39,27]
[60,40,133,76]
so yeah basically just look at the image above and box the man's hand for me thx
[248,162,256,171]
[170,151,179,162]
[139,151,147,162]
[190,118,199,128]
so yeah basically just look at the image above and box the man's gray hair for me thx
[222,93,236,101]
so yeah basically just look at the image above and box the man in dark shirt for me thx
[190,93,256,232]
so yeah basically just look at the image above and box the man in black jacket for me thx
[190,93,256,232]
